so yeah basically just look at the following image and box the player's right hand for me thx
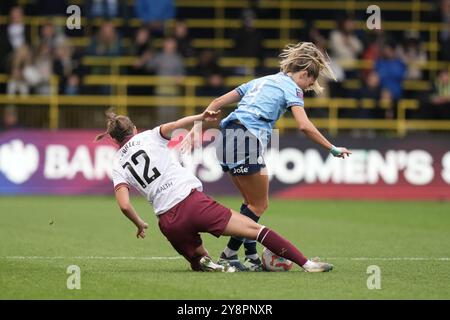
[136,222,148,238]
[202,110,220,122]
[180,126,202,153]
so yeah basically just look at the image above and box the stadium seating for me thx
[0,0,449,134]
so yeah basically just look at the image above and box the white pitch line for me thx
[1,256,449,261]
[325,257,450,261]
[2,256,183,260]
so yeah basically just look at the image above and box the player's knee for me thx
[248,223,262,240]
[263,199,269,212]
[249,199,269,215]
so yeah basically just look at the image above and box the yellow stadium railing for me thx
[79,56,449,92]
[80,55,450,72]
[174,0,433,11]
[0,75,449,135]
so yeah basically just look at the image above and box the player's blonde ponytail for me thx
[94,109,135,143]
[279,42,336,94]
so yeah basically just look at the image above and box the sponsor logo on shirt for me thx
[155,181,174,195]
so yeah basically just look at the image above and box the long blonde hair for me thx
[279,42,336,94]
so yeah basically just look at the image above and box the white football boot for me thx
[302,257,334,273]
[199,256,237,273]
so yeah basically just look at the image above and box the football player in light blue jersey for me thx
[184,42,351,271]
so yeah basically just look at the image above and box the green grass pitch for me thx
[0,195,449,299]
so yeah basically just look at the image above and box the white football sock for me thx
[303,260,317,268]
[246,254,259,261]
[223,247,238,258]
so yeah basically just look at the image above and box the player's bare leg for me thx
[220,171,269,271]
[233,169,270,215]
[222,210,333,273]
[229,175,249,205]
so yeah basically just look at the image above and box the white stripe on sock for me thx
[246,254,259,260]
[260,229,270,245]
[256,226,266,242]
[223,247,238,258]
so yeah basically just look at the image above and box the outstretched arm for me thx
[115,186,148,238]
[160,110,220,139]
[180,90,241,150]
[291,106,351,158]
[204,89,242,112]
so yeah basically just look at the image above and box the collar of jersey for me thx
[281,72,301,90]
[119,134,135,148]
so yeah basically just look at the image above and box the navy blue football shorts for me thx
[215,121,266,176]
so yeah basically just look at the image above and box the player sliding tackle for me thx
[182,42,351,271]
[95,109,333,272]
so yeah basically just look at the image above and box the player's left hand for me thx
[332,147,351,158]
[202,110,220,122]
[136,222,148,238]
[339,147,352,158]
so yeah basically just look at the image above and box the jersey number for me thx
[122,150,161,188]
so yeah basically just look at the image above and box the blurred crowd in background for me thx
[1,0,450,132]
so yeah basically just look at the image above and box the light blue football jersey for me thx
[220,72,304,147]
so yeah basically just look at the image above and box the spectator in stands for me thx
[146,37,185,78]
[87,21,122,85]
[358,70,382,119]
[135,0,175,36]
[192,49,222,78]
[87,22,122,57]
[31,43,53,95]
[361,29,389,81]
[396,31,427,80]
[174,19,194,58]
[0,6,30,72]
[351,70,382,137]
[429,69,450,118]
[435,0,450,61]
[135,0,175,22]
[6,6,28,51]
[362,30,383,62]
[145,37,185,122]
[53,43,81,95]
[329,14,363,79]
[129,27,154,75]
[88,0,119,19]
[375,42,406,102]
[64,74,80,96]
[196,72,228,97]
[0,105,19,132]
[39,23,66,54]
[7,45,32,96]
[232,9,263,63]
[130,27,154,57]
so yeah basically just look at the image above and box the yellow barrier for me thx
[174,0,433,11]
[78,56,449,93]
[79,56,446,91]
[0,81,448,136]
